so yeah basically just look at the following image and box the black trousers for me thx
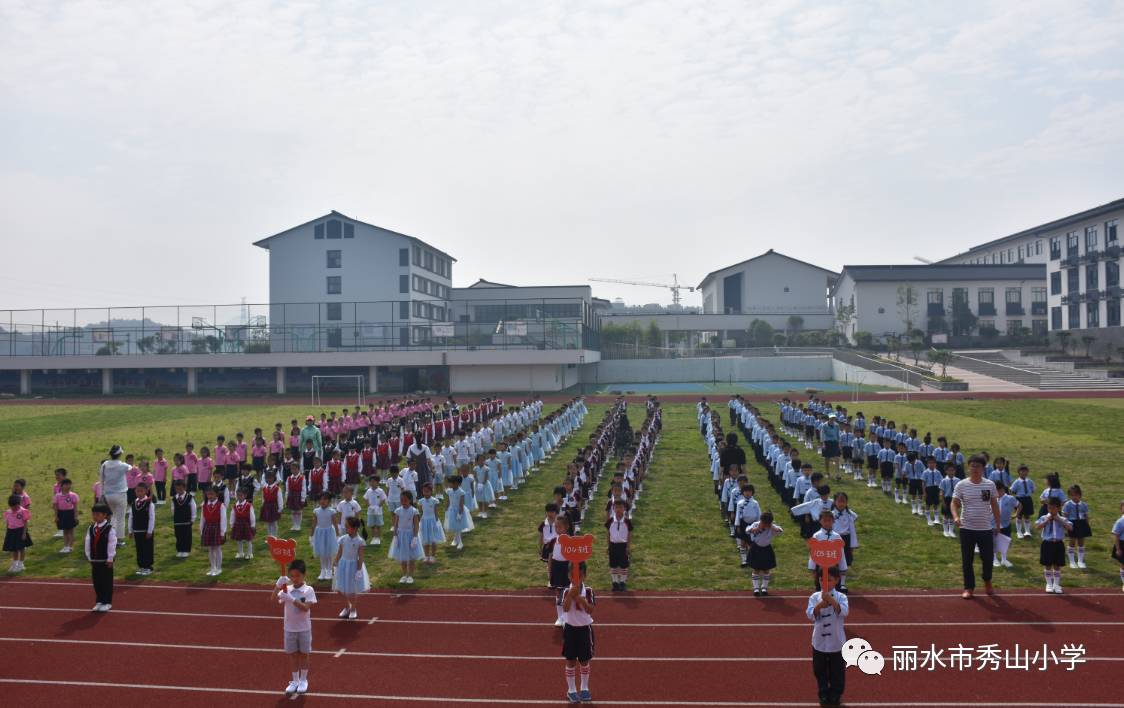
[91,563,113,604]
[959,528,994,590]
[812,650,845,705]
[134,534,154,569]
[154,481,167,501]
[174,524,193,553]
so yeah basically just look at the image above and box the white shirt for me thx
[279,583,317,632]
[952,478,998,531]
[561,584,595,627]
[607,513,631,543]
[364,487,387,512]
[399,468,418,494]
[99,459,131,495]
[806,589,849,653]
[336,499,360,522]
[337,533,366,562]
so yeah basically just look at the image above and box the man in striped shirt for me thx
[951,454,1001,600]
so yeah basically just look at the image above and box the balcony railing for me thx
[0,299,601,357]
[1105,285,1122,298]
[1030,302,1047,316]
[927,303,945,317]
[1084,290,1102,301]
[978,303,997,316]
[1005,302,1025,316]
[1105,245,1122,259]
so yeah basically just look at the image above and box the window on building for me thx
[399,248,409,266]
[1108,299,1121,327]
[1050,272,1062,295]
[433,305,446,321]
[1051,306,1062,330]
[326,276,341,295]
[413,245,422,266]
[1049,236,1061,260]
[1107,219,1119,244]
[326,302,342,321]
[399,275,408,294]
[1032,320,1048,337]
[1066,231,1079,256]
[1085,226,1098,253]
[1086,263,1099,290]
[1035,240,1043,255]
[978,288,995,315]
[1005,287,1022,304]
[1087,302,1100,328]
[343,223,354,239]
[326,219,342,239]
[1031,287,1047,315]
[1107,261,1120,288]
[326,328,342,348]
[927,289,943,304]
[1067,268,1079,293]
[413,326,431,344]
[424,252,434,270]
[979,318,995,332]
[314,223,325,239]
[399,301,410,320]
[1007,319,1022,335]
[1018,245,1024,261]
[998,251,1005,264]
[1068,303,1081,329]
[326,250,341,269]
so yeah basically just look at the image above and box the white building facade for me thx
[833,264,1048,343]
[697,250,837,329]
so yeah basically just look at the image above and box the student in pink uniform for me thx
[184,442,200,493]
[198,446,215,497]
[11,479,31,510]
[5,494,32,573]
[53,479,81,553]
[152,449,169,504]
[171,453,189,499]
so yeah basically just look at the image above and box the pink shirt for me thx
[172,464,188,481]
[236,442,248,462]
[54,491,79,511]
[184,451,199,474]
[252,444,266,459]
[17,491,31,508]
[199,457,214,478]
[126,467,142,489]
[288,433,299,447]
[139,472,155,489]
[269,440,284,455]
[93,481,103,498]
[4,507,30,529]
[214,446,228,465]
[153,459,169,482]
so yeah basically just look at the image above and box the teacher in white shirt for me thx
[99,444,131,546]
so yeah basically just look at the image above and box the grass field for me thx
[2,398,1123,591]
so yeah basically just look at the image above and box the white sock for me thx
[565,667,577,692]
[1044,569,1052,586]
[292,671,299,681]
[839,570,847,586]
[1118,568,1124,584]
[556,598,564,619]
[1053,570,1062,587]
[1078,547,1085,563]
[1066,548,1076,564]
[579,665,590,691]
[299,669,308,681]
[751,573,760,590]
[762,573,771,589]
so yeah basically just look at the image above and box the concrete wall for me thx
[700,252,834,316]
[450,364,573,392]
[588,355,832,384]
[601,312,835,332]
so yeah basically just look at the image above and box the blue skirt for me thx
[419,516,446,545]
[332,557,371,594]
[388,527,424,561]
[502,465,514,487]
[311,527,337,558]
[478,479,495,504]
[444,504,474,533]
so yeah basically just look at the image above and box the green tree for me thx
[854,331,874,349]
[909,337,924,365]
[748,319,775,347]
[1081,335,1096,358]
[646,321,662,349]
[786,315,804,344]
[896,285,920,334]
[1054,331,1071,354]
[772,332,787,346]
[927,348,953,377]
[950,294,977,336]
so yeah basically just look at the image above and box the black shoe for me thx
[740,560,749,568]
[620,582,627,592]
[838,585,849,594]
[761,589,769,596]
[753,589,761,596]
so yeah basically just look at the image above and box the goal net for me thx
[311,375,365,408]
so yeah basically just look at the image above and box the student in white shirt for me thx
[561,562,595,704]
[806,565,849,708]
[273,559,317,696]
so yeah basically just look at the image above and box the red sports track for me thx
[1,579,1121,707]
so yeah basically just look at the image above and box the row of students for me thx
[604,401,660,591]
[774,395,1119,591]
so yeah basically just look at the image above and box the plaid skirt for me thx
[231,517,255,541]
[287,494,305,511]
[201,521,225,547]
[260,502,281,522]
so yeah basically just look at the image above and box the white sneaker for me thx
[348,609,358,620]
[1077,561,1087,569]
[372,538,381,545]
[53,530,64,538]
[60,547,71,554]
[399,575,408,584]
[339,608,349,618]
[1069,560,1078,569]
[1001,559,1013,568]
[100,604,112,612]
[456,542,464,550]
[285,680,299,695]
[1045,582,1053,593]
[1053,584,1064,594]
[405,576,414,584]
[554,617,564,627]
[212,569,221,576]
[93,603,104,612]
[235,552,244,559]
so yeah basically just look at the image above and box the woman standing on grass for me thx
[951,455,1001,599]
[98,445,130,547]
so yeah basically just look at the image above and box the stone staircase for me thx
[951,351,1124,391]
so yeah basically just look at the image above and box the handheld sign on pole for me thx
[807,537,845,588]
[266,536,297,578]
[558,533,595,585]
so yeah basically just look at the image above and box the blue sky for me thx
[1,0,1122,309]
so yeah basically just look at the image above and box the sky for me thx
[2,0,1123,311]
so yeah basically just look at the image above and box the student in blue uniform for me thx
[831,493,858,593]
[1039,473,1065,518]
[1062,485,1092,570]
[939,464,959,538]
[922,456,943,527]
[907,455,926,517]
[734,485,762,568]
[1010,465,1036,539]
[863,433,880,489]
[993,483,1020,568]
[1111,500,1124,593]
[747,511,782,596]
[1036,497,1073,594]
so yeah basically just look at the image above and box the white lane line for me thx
[3,579,1120,601]
[367,615,379,625]
[1,678,1122,707]
[333,648,347,658]
[2,604,1123,629]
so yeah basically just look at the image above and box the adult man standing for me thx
[98,445,131,547]
[299,416,323,461]
[951,454,1002,599]
[821,414,841,480]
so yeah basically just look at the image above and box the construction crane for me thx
[589,274,695,306]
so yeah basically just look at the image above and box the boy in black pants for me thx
[806,566,848,708]
[85,503,117,612]
[171,480,197,557]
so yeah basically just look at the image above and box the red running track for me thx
[0,578,1122,707]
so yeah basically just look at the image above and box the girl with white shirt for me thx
[747,512,783,597]
[332,517,369,619]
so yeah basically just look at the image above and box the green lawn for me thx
[2,398,1123,591]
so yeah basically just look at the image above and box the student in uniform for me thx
[747,511,782,596]
[550,514,574,627]
[831,493,858,593]
[606,499,632,592]
[1011,465,1036,539]
[53,478,80,554]
[921,457,943,526]
[169,480,196,558]
[561,562,595,705]
[332,517,369,620]
[734,485,762,568]
[230,488,257,560]
[939,464,959,538]
[1039,473,1065,518]
[1062,485,1092,569]
[808,510,848,591]
[1036,497,1073,594]
[274,558,317,696]
[1111,500,1124,593]
[364,476,387,546]
[200,485,228,577]
[4,493,31,573]
[806,566,849,708]
[878,439,896,496]
[130,482,156,575]
[539,502,560,567]
[85,502,116,612]
[993,483,1020,568]
[260,471,284,540]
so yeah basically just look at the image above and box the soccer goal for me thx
[311,375,365,407]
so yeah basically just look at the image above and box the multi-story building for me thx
[832,264,1048,343]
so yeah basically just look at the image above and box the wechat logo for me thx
[842,637,884,676]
